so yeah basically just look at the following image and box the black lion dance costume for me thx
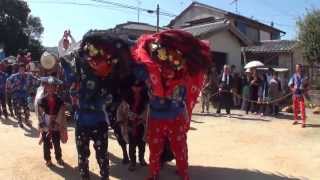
[60,30,131,180]
[133,30,211,180]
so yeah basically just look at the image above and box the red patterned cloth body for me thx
[133,30,211,179]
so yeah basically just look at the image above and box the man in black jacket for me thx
[216,65,233,116]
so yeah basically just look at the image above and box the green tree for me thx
[297,9,320,64]
[26,15,44,40]
[0,0,44,60]
[26,15,45,61]
[28,39,44,63]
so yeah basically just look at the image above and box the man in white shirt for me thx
[216,65,233,116]
[266,68,273,83]
[58,30,76,58]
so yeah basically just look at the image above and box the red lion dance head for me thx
[133,29,212,117]
[79,30,131,78]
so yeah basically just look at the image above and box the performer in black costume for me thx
[60,30,131,180]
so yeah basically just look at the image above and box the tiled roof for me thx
[115,21,164,32]
[243,40,298,53]
[169,1,284,33]
[181,20,253,45]
[121,23,157,32]
[182,20,229,37]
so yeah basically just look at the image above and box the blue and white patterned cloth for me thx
[6,72,39,101]
[149,86,187,120]
[288,73,306,97]
[0,71,8,96]
[61,59,112,127]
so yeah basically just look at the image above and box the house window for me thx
[246,26,260,42]
[271,32,280,40]
[235,21,246,34]
[235,21,260,42]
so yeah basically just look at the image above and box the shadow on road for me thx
[188,165,301,180]
[0,117,19,127]
[191,119,205,124]
[107,152,301,180]
[189,126,197,131]
[49,162,101,180]
[275,113,294,120]
[1,116,40,138]
[23,124,39,138]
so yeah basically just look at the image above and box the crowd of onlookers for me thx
[201,65,285,117]
[202,63,310,127]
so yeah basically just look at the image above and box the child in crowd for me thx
[38,76,67,166]
[117,80,148,171]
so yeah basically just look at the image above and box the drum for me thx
[40,51,57,70]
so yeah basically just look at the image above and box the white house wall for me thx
[207,31,242,71]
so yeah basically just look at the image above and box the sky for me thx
[26,0,320,47]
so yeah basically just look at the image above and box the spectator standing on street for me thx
[232,72,242,107]
[246,68,261,114]
[241,69,251,111]
[6,63,39,127]
[216,65,233,116]
[288,64,308,128]
[201,70,216,113]
[37,76,67,167]
[258,74,269,116]
[269,71,282,116]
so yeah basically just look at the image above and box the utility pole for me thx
[136,0,141,22]
[156,4,160,32]
[231,0,239,14]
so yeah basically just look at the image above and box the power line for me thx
[159,8,175,15]
[255,18,296,28]
[258,0,300,19]
[90,0,176,17]
[28,0,131,12]
[28,0,105,8]
[27,0,160,19]
[28,0,176,18]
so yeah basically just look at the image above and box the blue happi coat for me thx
[6,72,39,102]
[61,58,117,128]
